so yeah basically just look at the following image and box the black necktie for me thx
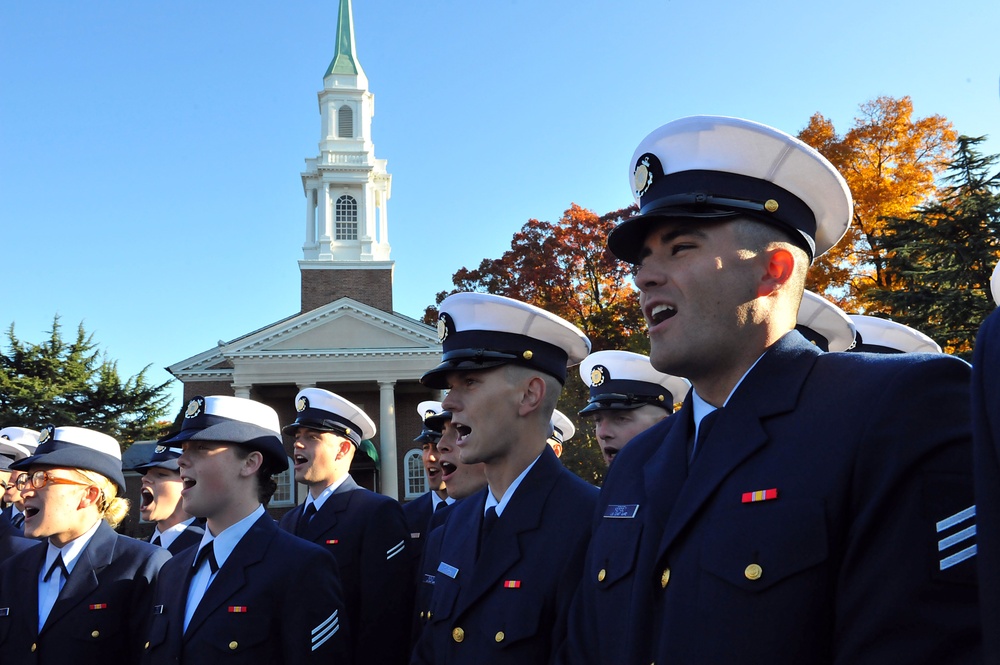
[478,507,498,559]
[298,503,318,536]
[195,541,219,574]
[434,500,447,513]
[151,534,162,547]
[12,513,24,530]
[689,408,722,464]
[44,554,68,583]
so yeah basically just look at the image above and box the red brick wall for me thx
[181,381,235,403]
[301,268,393,313]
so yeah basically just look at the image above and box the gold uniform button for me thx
[745,563,763,580]
[764,199,779,212]
[660,568,671,588]
[229,641,238,650]
[452,627,465,643]
[91,630,100,638]
[419,611,425,619]
[145,642,150,649]
[31,643,37,653]
[597,568,606,582]
[495,631,505,643]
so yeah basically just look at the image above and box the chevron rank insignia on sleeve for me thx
[311,610,340,651]
[386,539,405,560]
[937,505,976,570]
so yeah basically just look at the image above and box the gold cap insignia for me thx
[39,425,54,444]
[154,445,167,454]
[437,313,451,343]
[633,154,655,197]
[296,396,309,413]
[590,365,607,387]
[185,397,204,419]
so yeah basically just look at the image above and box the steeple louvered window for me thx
[338,105,354,138]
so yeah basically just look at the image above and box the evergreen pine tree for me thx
[873,136,1000,360]
[0,316,172,445]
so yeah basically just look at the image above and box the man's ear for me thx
[758,247,796,297]
[517,375,547,417]
[336,438,354,460]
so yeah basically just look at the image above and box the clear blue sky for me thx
[2,0,998,418]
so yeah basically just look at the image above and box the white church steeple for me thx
[301,0,391,265]
[299,0,394,314]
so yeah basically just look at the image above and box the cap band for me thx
[613,169,818,263]
[283,408,364,446]
[440,329,569,383]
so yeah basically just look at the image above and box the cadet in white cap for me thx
[413,292,598,665]
[546,409,574,458]
[972,261,1000,661]
[141,396,350,664]
[0,425,170,664]
[129,442,206,554]
[848,314,943,354]
[403,401,456,554]
[1,427,40,562]
[579,350,689,466]
[561,116,980,664]
[412,406,488,640]
[1,427,39,528]
[277,387,412,665]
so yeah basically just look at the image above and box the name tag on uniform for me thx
[154,605,164,614]
[423,573,436,586]
[0,608,8,617]
[411,532,422,539]
[604,504,639,518]
[437,562,459,579]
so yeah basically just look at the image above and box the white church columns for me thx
[378,380,399,500]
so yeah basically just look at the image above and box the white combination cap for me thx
[422,292,592,389]
[283,388,376,446]
[579,350,690,414]
[848,315,942,354]
[796,291,856,352]
[609,115,853,263]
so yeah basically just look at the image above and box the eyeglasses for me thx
[15,470,91,492]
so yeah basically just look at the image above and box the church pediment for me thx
[168,298,440,379]
[268,307,424,351]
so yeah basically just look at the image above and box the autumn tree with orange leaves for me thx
[424,203,646,482]
[424,203,645,353]
[798,96,956,313]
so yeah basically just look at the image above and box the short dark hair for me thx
[232,445,280,507]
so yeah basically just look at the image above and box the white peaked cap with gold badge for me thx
[609,115,853,264]
[422,292,592,389]
[11,425,125,493]
[283,388,376,447]
[579,350,690,414]
[796,291,856,352]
